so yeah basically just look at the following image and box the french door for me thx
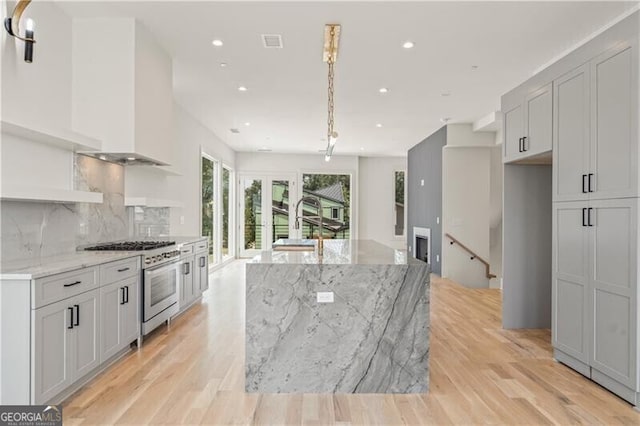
[239,174,297,258]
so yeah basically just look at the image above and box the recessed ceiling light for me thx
[379,87,389,93]
[238,86,248,92]
[441,92,451,97]
[403,41,415,49]
[127,157,136,161]
[220,62,228,67]
[376,123,383,128]
[471,65,479,70]
[212,39,223,47]
[244,122,251,126]
[360,147,365,151]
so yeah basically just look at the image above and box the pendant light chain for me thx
[327,59,335,142]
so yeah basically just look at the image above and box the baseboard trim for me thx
[553,349,591,378]
[591,368,639,406]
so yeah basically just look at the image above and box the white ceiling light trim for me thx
[212,39,223,46]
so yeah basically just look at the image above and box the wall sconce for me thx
[4,0,36,63]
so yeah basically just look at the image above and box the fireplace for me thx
[413,227,431,264]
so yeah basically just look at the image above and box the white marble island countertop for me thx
[250,239,424,266]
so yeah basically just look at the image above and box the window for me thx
[222,166,232,259]
[394,170,405,236]
[201,156,217,262]
[302,173,351,239]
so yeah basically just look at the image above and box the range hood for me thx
[79,152,169,166]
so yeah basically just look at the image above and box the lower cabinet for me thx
[553,198,639,403]
[179,255,196,310]
[100,276,139,362]
[195,252,209,293]
[32,289,100,404]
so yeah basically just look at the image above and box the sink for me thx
[272,239,316,251]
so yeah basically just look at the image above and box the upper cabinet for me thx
[553,42,638,202]
[503,83,553,163]
[71,18,173,166]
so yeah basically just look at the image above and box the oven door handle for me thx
[145,260,180,279]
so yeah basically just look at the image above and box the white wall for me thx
[358,156,407,249]
[442,147,491,287]
[168,103,236,236]
[2,1,72,129]
[1,1,75,191]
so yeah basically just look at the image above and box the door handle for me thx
[522,136,527,152]
[74,304,80,326]
[184,262,190,275]
[582,175,588,193]
[125,286,129,304]
[117,267,130,273]
[588,173,594,193]
[588,208,594,227]
[120,287,126,305]
[200,256,206,268]
[518,137,523,152]
[582,208,587,227]
[68,307,74,329]
[64,280,82,287]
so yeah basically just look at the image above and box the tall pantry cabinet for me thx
[551,32,640,403]
[502,12,640,407]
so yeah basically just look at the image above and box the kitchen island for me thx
[245,239,430,394]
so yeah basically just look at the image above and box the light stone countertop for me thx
[1,235,208,280]
[249,239,425,266]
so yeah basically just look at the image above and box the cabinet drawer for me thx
[33,267,98,309]
[194,240,208,254]
[100,257,140,286]
[180,244,194,256]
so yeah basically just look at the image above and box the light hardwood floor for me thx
[63,261,640,425]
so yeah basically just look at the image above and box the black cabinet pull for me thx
[522,136,527,152]
[588,208,594,227]
[68,307,74,329]
[117,267,130,272]
[184,262,190,275]
[518,137,523,152]
[200,256,206,268]
[120,287,126,305]
[582,208,587,227]
[588,173,594,193]
[74,304,80,326]
[64,280,82,287]
[125,286,129,304]
[582,175,588,193]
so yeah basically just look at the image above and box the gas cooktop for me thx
[84,241,176,251]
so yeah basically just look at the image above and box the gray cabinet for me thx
[553,43,638,202]
[503,83,552,163]
[100,276,139,362]
[194,253,209,294]
[590,44,638,200]
[553,64,590,202]
[179,255,196,310]
[553,198,639,401]
[32,288,99,405]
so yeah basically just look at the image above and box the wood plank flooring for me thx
[63,261,640,425]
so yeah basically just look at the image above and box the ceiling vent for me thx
[230,128,240,134]
[261,34,283,48]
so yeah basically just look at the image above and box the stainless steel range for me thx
[84,240,181,339]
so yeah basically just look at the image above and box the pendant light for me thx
[323,24,340,162]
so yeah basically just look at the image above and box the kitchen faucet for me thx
[294,196,324,255]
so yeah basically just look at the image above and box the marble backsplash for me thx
[0,155,168,262]
[129,206,170,238]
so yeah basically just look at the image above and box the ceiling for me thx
[57,1,638,156]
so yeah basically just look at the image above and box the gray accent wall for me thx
[407,126,446,275]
